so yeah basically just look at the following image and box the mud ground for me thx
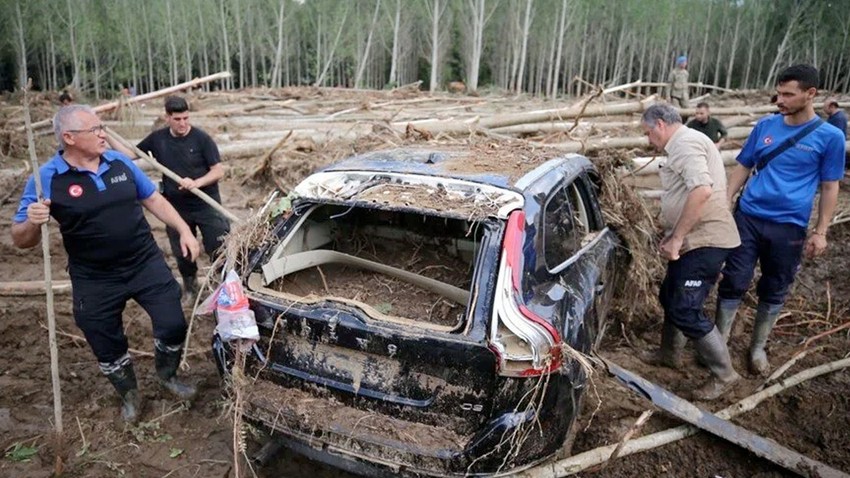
[1,91,849,477]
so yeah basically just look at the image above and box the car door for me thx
[525,169,619,366]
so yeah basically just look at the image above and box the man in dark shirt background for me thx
[686,102,728,147]
[110,96,229,305]
[823,98,847,139]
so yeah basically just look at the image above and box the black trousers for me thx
[659,246,731,340]
[166,205,230,279]
[72,254,185,364]
[718,210,806,306]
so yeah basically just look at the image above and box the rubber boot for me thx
[639,321,686,369]
[749,302,782,377]
[154,340,198,401]
[692,326,740,401]
[714,298,741,343]
[103,357,143,424]
[182,276,198,307]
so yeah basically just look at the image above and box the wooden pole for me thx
[22,79,64,471]
[105,127,241,223]
[23,71,233,131]
[519,357,850,477]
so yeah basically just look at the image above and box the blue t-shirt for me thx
[14,150,159,275]
[737,115,845,228]
[827,110,847,139]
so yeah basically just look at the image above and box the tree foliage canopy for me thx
[2,0,848,97]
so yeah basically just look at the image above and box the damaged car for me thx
[212,147,627,476]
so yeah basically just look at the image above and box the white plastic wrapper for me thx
[199,270,259,345]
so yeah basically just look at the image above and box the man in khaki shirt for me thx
[640,103,741,401]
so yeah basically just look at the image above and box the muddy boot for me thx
[102,355,143,424]
[181,276,198,307]
[639,321,686,369]
[749,302,782,377]
[154,340,197,401]
[714,298,741,343]
[692,327,740,401]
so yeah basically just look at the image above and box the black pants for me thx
[72,255,185,363]
[166,205,230,279]
[659,247,731,340]
[718,210,806,305]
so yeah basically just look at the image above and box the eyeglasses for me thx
[67,125,106,135]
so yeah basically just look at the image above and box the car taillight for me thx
[489,211,562,377]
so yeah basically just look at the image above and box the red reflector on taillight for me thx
[503,211,525,291]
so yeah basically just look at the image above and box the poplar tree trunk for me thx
[387,0,401,87]
[314,5,349,87]
[270,0,286,88]
[355,0,381,88]
[427,0,443,92]
[66,0,81,91]
[142,1,154,93]
[515,0,533,94]
[219,0,232,89]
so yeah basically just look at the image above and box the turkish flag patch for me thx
[68,184,83,198]
[763,136,773,145]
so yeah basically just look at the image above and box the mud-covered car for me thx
[212,148,627,476]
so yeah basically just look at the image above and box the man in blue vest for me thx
[12,105,201,424]
[716,65,845,376]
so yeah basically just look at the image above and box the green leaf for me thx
[5,442,38,462]
[270,195,293,218]
[374,302,393,314]
[169,448,184,458]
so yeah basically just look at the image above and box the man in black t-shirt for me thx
[110,96,230,305]
[686,102,728,147]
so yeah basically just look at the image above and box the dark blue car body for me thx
[212,148,626,476]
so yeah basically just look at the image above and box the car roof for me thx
[320,146,592,192]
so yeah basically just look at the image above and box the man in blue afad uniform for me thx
[12,105,201,424]
[716,65,846,376]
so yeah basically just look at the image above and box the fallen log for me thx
[0,276,205,296]
[0,280,72,296]
[218,127,369,158]
[520,356,850,477]
[636,81,735,94]
[628,140,850,176]
[490,121,640,135]
[398,96,658,135]
[23,71,232,131]
[540,126,752,153]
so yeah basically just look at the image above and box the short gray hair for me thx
[53,104,97,149]
[641,103,682,129]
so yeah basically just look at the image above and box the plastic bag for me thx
[199,270,259,345]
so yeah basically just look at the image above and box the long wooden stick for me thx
[105,127,241,223]
[22,71,233,131]
[22,79,64,446]
[519,356,850,477]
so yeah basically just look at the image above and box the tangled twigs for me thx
[465,344,597,475]
[229,346,249,478]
